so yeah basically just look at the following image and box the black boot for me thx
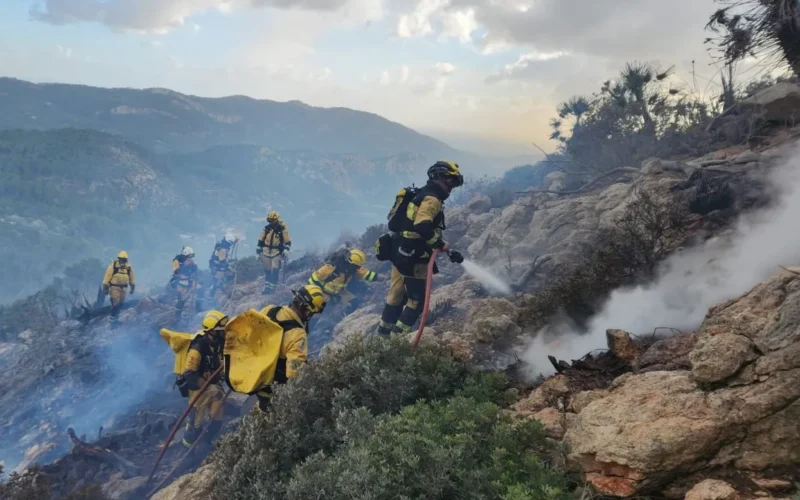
[378,303,403,335]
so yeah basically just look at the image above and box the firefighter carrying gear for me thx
[179,310,226,448]
[309,248,377,309]
[170,251,199,322]
[223,285,322,412]
[378,161,463,335]
[209,237,236,295]
[257,215,291,293]
[102,252,136,325]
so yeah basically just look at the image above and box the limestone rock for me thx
[635,332,697,372]
[736,82,800,124]
[568,389,610,413]
[463,298,521,343]
[606,329,645,362]
[513,375,570,414]
[690,332,756,383]
[151,465,215,500]
[531,407,567,440]
[467,194,491,214]
[684,479,739,500]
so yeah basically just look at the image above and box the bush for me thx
[286,397,572,500]
[230,256,262,283]
[210,335,514,499]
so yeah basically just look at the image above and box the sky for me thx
[0,0,728,157]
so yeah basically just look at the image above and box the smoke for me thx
[462,259,513,295]
[523,147,800,376]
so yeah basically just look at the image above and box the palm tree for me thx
[707,0,800,76]
[617,62,674,134]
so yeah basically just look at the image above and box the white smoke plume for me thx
[523,146,800,376]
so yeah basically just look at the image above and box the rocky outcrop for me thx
[554,269,800,497]
[735,82,800,125]
[151,465,215,500]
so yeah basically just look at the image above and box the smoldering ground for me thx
[524,146,800,377]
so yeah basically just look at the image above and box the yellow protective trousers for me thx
[109,286,127,318]
[187,383,225,429]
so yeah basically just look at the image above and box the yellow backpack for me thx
[222,308,287,394]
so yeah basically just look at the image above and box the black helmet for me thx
[427,160,464,187]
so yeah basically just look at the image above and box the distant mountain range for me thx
[0,78,498,302]
[0,77,463,159]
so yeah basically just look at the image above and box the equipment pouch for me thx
[176,375,190,398]
[375,233,393,262]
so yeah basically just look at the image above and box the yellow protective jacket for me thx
[210,242,233,272]
[172,260,198,286]
[103,260,135,288]
[400,182,448,253]
[309,263,377,297]
[257,222,291,258]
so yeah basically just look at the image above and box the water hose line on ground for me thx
[411,249,440,348]
[146,365,224,484]
[147,388,232,498]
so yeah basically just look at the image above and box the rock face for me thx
[561,269,800,496]
[151,465,216,500]
[736,82,800,124]
[684,480,739,500]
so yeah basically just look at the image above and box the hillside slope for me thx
[0,77,460,158]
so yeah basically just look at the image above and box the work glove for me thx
[256,247,263,255]
[103,284,110,295]
[183,371,200,392]
[448,250,464,264]
[129,284,136,295]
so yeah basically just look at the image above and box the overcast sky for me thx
[1,0,724,156]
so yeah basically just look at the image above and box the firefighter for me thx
[181,310,228,448]
[170,246,198,323]
[257,211,291,294]
[308,248,378,315]
[377,161,464,335]
[254,284,325,412]
[209,234,237,297]
[102,251,135,327]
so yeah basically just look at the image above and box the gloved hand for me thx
[103,284,110,295]
[256,248,263,255]
[184,371,200,391]
[448,250,464,264]
[129,284,136,295]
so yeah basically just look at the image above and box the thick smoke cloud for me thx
[524,147,800,376]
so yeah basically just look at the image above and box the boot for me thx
[182,424,200,448]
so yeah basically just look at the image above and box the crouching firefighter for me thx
[169,246,199,323]
[222,285,326,412]
[257,211,291,294]
[308,248,378,316]
[159,310,229,448]
[376,161,465,336]
[102,251,135,327]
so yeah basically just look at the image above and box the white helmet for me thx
[181,246,195,257]
[224,233,235,243]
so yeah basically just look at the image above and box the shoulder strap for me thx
[266,306,304,332]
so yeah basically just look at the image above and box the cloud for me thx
[56,44,72,58]
[29,0,380,32]
[485,50,569,84]
[435,61,456,75]
[380,70,391,85]
[400,65,410,84]
[397,0,717,63]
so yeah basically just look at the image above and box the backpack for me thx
[387,186,420,233]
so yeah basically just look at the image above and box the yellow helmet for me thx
[117,250,129,259]
[348,249,367,266]
[202,310,229,332]
[428,160,464,187]
[293,284,326,314]
[267,211,280,223]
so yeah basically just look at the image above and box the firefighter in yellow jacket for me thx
[257,211,291,294]
[170,246,199,322]
[253,284,325,412]
[102,251,135,327]
[181,310,228,448]
[378,161,464,335]
[309,248,378,313]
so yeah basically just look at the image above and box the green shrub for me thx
[211,335,514,499]
[286,397,571,500]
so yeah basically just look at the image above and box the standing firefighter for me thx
[102,251,135,327]
[309,248,378,315]
[170,247,199,323]
[257,211,291,294]
[377,161,465,335]
[209,234,237,297]
[223,285,326,412]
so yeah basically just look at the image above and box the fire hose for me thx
[146,365,225,485]
[411,249,441,349]
[147,387,232,498]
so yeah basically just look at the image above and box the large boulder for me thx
[564,269,800,496]
[736,82,800,124]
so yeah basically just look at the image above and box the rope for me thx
[146,365,224,484]
[411,249,441,349]
[146,388,232,498]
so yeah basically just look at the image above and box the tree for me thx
[706,0,800,76]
